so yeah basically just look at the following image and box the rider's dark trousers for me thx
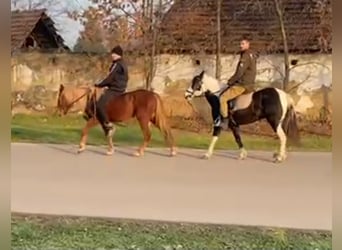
[95,89,118,126]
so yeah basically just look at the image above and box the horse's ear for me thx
[59,84,64,92]
[199,70,205,78]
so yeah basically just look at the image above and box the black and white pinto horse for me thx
[184,71,300,163]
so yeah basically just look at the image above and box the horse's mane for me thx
[202,72,224,92]
[203,73,220,85]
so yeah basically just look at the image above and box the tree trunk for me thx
[216,0,222,80]
[145,0,155,90]
[142,0,146,17]
[274,0,290,90]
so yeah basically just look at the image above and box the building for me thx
[11,9,69,54]
[157,0,332,54]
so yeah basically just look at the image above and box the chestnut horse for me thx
[78,87,177,157]
[56,84,91,116]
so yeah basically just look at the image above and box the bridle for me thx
[186,79,226,100]
[57,87,92,115]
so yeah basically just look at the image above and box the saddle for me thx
[218,84,248,110]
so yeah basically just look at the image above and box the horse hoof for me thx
[274,157,283,163]
[238,149,248,160]
[202,153,211,160]
[106,149,114,156]
[273,152,287,163]
[238,155,247,160]
[77,147,85,154]
[133,151,143,157]
[170,150,177,157]
[273,154,286,163]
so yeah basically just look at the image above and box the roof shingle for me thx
[11,9,69,52]
[156,0,332,54]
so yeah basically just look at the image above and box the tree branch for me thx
[274,0,290,90]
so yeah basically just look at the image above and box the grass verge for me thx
[11,114,331,151]
[12,213,331,250]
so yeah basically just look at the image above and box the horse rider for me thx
[87,45,129,133]
[220,36,257,129]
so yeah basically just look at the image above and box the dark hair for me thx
[241,35,251,42]
[111,45,123,56]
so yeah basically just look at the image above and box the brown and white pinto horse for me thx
[185,71,300,163]
[78,87,177,157]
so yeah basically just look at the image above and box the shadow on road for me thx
[46,144,276,163]
[46,144,78,155]
[215,151,275,163]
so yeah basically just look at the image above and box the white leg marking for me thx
[77,144,86,154]
[204,136,218,159]
[239,147,248,160]
[274,89,289,163]
[274,124,287,163]
[106,126,116,156]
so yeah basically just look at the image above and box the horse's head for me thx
[185,70,222,101]
[57,84,95,116]
[184,70,206,101]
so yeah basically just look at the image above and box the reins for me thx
[61,87,92,114]
[91,87,98,118]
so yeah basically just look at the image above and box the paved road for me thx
[11,143,332,230]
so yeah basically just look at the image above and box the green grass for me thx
[12,214,331,250]
[11,114,332,151]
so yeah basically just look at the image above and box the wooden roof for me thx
[11,9,69,53]
[155,0,332,54]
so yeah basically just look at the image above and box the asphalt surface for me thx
[11,143,332,230]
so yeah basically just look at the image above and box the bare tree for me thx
[72,7,108,53]
[145,0,155,90]
[11,0,71,17]
[215,0,222,80]
[273,0,289,90]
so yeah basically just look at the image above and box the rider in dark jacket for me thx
[94,45,129,133]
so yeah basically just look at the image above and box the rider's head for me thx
[111,45,123,61]
[239,36,251,52]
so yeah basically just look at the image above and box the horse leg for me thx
[267,116,287,163]
[204,96,222,159]
[229,123,247,160]
[106,126,116,156]
[203,125,221,159]
[134,118,151,157]
[274,122,287,163]
[78,117,98,154]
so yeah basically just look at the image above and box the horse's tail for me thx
[154,93,175,147]
[282,95,300,146]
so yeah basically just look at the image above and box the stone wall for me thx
[11,52,332,121]
[151,53,332,94]
[11,52,147,92]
